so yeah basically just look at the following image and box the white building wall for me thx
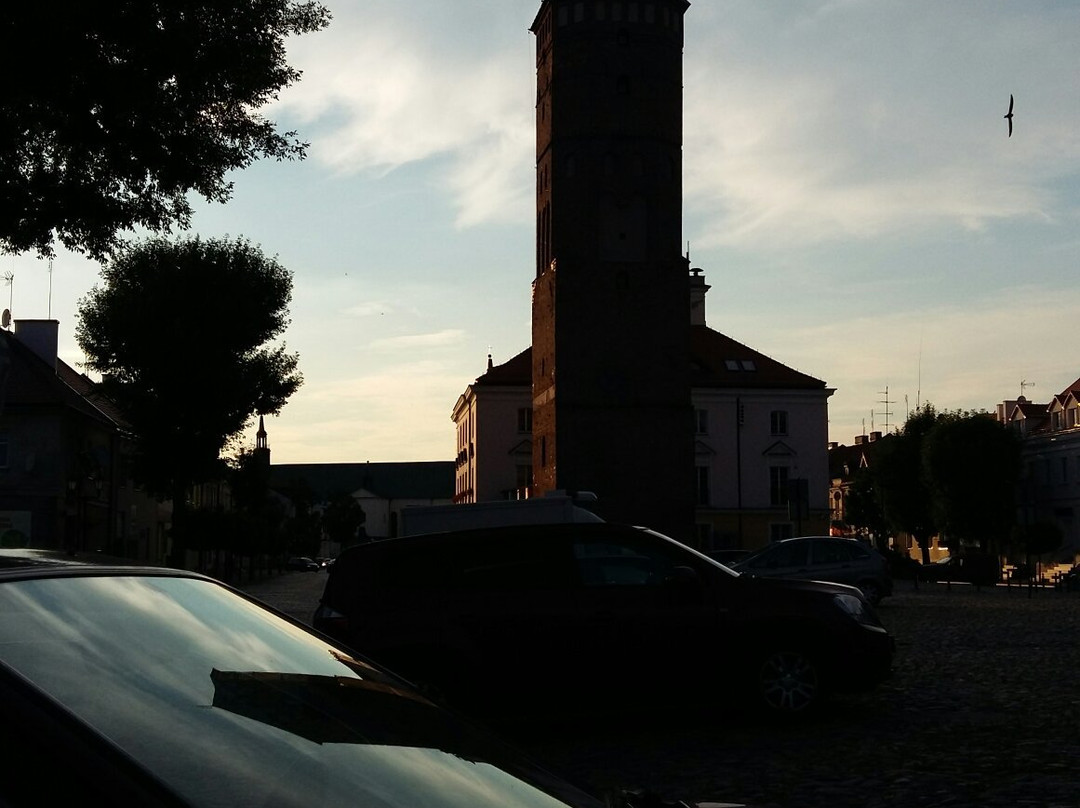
[694,388,831,511]
[473,388,532,502]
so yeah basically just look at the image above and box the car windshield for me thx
[0,573,600,808]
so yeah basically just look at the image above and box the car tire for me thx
[757,647,821,715]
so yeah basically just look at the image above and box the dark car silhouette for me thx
[0,548,649,808]
[730,536,893,605]
[314,523,893,721]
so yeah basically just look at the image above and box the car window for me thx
[0,574,600,808]
[571,536,682,587]
[747,541,808,569]
[812,540,854,565]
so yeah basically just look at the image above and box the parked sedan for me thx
[730,536,893,605]
[0,548,706,808]
[286,555,320,571]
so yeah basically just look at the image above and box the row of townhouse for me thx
[999,379,1080,560]
[0,319,169,560]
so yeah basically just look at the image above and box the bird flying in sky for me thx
[1005,94,1014,137]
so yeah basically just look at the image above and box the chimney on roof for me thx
[689,266,710,326]
[869,431,882,442]
[14,320,59,371]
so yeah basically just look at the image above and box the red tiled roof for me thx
[473,348,531,387]
[472,327,827,391]
[689,325,827,390]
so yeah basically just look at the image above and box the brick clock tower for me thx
[529,0,694,540]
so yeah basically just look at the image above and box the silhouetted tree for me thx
[872,405,941,564]
[76,236,302,561]
[1,1,330,259]
[322,493,367,551]
[845,466,889,551]
[274,475,323,559]
[922,411,1021,552]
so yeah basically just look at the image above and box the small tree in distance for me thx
[872,404,940,565]
[76,236,302,562]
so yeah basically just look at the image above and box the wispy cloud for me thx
[277,1,535,227]
[370,329,466,351]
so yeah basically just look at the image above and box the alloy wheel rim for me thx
[760,651,819,712]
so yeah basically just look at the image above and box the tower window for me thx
[574,2,584,23]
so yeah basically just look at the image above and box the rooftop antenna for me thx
[47,258,53,319]
[1020,379,1035,398]
[916,336,923,409]
[878,386,895,434]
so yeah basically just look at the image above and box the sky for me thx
[5,0,1080,463]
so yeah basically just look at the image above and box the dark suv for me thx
[314,523,893,720]
[730,536,894,605]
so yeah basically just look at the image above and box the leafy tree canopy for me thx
[76,235,302,500]
[871,404,940,559]
[1,1,330,259]
[921,410,1021,549]
[322,493,366,549]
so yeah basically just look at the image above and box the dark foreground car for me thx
[730,536,893,605]
[0,549,715,808]
[314,524,894,722]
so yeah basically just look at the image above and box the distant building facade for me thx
[0,319,167,559]
[998,380,1080,560]
[453,271,833,552]
[269,461,454,543]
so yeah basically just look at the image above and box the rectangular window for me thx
[770,410,788,436]
[695,408,708,434]
[770,466,790,507]
[517,408,533,433]
[696,466,710,505]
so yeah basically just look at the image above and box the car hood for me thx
[733,571,865,599]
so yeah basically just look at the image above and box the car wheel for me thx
[858,580,882,605]
[757,648,820,714]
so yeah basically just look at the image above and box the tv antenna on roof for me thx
[1020,379,1035,398]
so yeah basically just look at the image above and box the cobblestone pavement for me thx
[518,582,1080,808]
[245,573,1080,807]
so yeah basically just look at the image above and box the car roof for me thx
[0,548,203,583]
